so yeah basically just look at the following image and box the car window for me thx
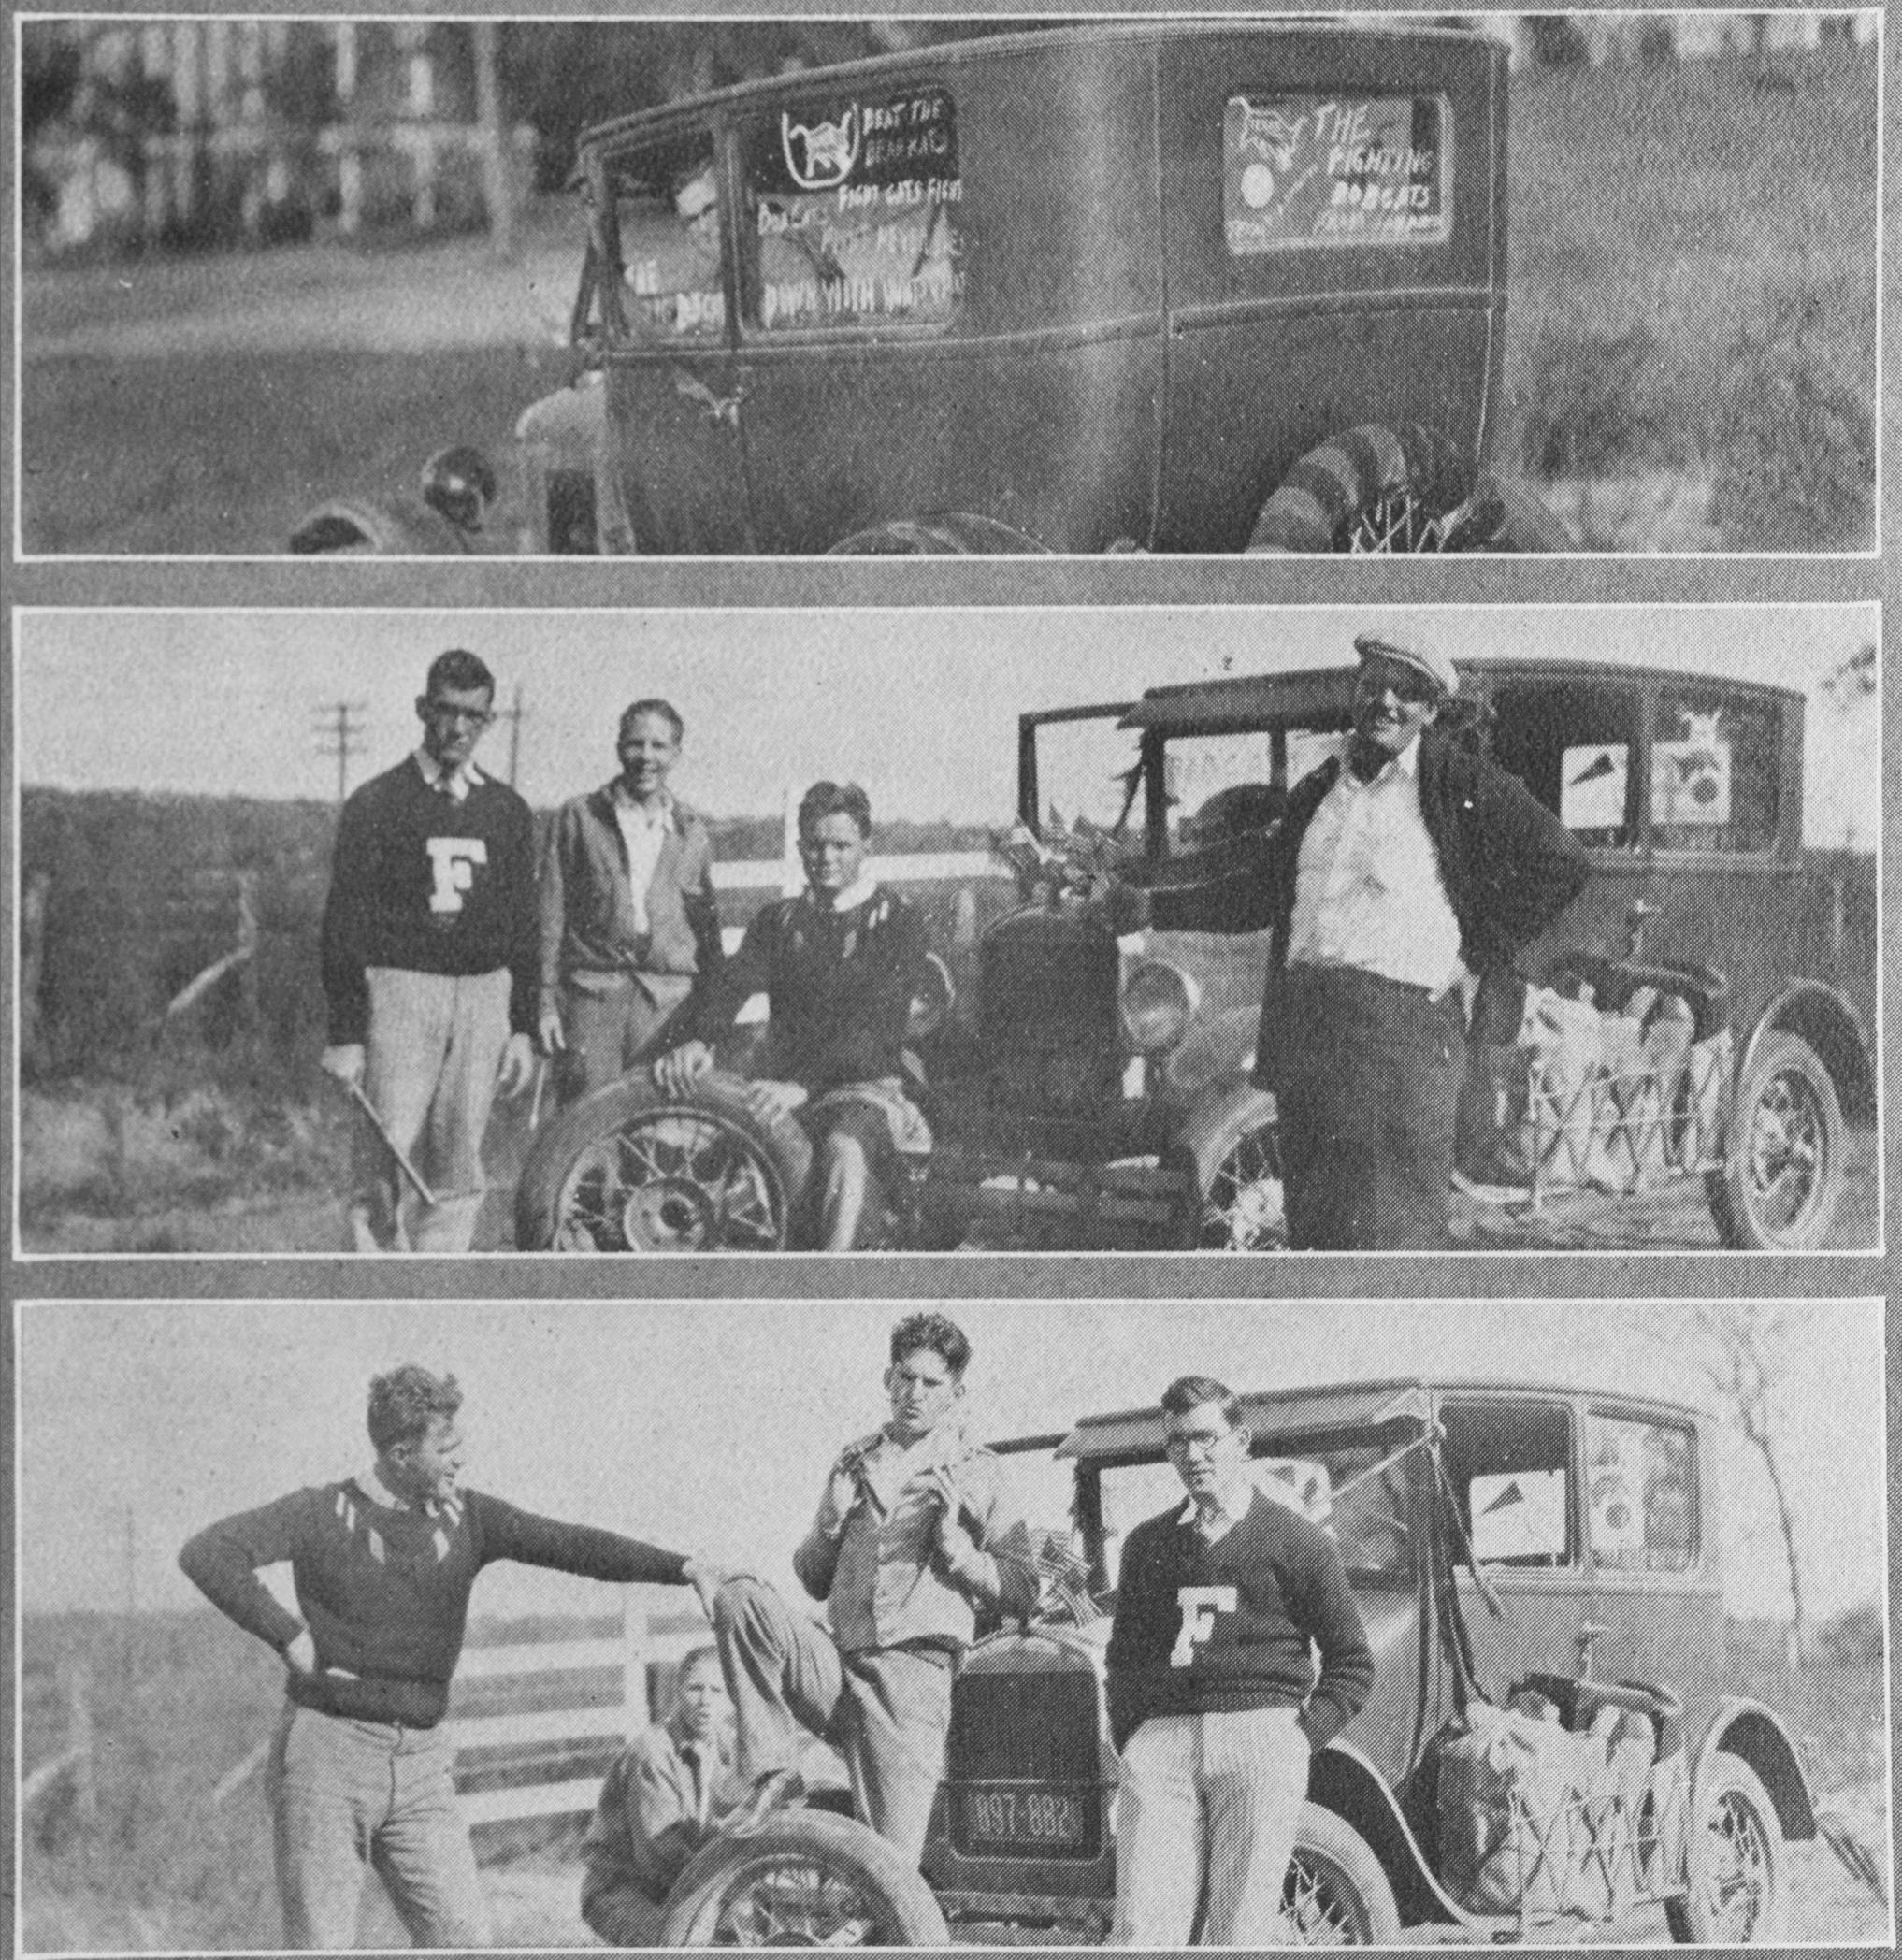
[1162,729,1343,851]
[606,133,727,341]
[1585,1410,1698,1574]
[739,83,961,330]
[1650,688,1780,855]
[1489,680,1643,852]
[1031,718,1145,839]
[1223,93,1450,252]
[1439,1398,1575,1569]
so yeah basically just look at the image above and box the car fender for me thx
[1689,1696,1817,1841]
[286,495,475,555]
[1307,1738,1467,1928]
[1738,980,1875,1125]
[1167,1074,1279,1196]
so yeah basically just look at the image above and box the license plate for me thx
[953,1782,1096,1859]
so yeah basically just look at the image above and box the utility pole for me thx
[496,684,528,788]
[314,700,369,802]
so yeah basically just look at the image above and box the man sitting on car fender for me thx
[653,780,930,1250]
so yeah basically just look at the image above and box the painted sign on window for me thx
[1223,94,1448,252]
[743,86,961,327]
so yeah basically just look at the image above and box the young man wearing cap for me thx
[1106,1375,1372,1946]
[178,1365,722,1949]
[1121,630,1589,1248]
[319,649,539,1253]
[538,699,726,1107]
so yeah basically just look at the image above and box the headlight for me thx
[1120,959,1199,1055]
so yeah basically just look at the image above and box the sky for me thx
[17,1296,1884,1628]
[14,604,1881,846]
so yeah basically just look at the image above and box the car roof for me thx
[1022,1376,1706,1463]
[1118,658,1805,737]
[577,17,1492,151]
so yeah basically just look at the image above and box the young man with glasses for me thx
[1106,1376,1372,1947]
[319,649,538,1251]
[1119,629,1589,1248]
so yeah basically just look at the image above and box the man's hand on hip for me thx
[282,1629,319,1676]
[321,1044,367,1089]
[497,1032,537,1097]
[745,1079,809,1126]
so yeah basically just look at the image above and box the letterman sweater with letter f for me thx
[1105,1488,1373,1756]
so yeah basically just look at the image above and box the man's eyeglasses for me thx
[425,701,495,728]
[1164,1428,1234,1458]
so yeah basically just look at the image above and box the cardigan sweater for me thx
[539,786,725,1015]
[320,757,539,1045]
[1104,1489,1373,1756]
[180,1481,689,1727]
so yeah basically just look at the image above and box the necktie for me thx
[683,1743,708,1825]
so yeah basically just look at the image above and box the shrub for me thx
[1517,324,1695,480]
[1707,291,1876,549]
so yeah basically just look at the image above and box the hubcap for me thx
[1744,1069,1825,1235]
[555,1112,784,1252]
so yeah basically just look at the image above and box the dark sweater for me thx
[1105,1489,1373,1756]
[687,886,927,1092]
[179,1481,689,1727]
[320,757,539,1045]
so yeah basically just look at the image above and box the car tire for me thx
[1663,1754,1786,1944]
[1706,1031,1844,1250]
[1197,1120,1288,1250]
[1281,1804,1404,1944]
[662,1809,951,1947]
[1246,423,1471,552]
[513,1068,812,1251]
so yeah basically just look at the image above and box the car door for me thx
[1580,1402,1722,1720]
[590,125,751,552]
[1436,1392,1594,1698]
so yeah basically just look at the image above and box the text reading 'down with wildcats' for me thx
[1224,93,1446,253]
[1171,1584,1239,1665]
[425,838,487,915]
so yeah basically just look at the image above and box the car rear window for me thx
[1223,93,1450,252]
[1650,688,1780,855]
[1585,1411,1698,1575]
[740,83,962,329]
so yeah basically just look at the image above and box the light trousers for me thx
[266,1702,490,1949]
[348,965,512,1254]
[712,1577,952,1866]
[1112,1707,1310,1948]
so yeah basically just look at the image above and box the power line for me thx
[314,700,370,802]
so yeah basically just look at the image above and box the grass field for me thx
[20,1610,1888,1951]
[18,45,1878,554]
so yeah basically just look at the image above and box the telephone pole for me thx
[314,700,369,801]
[495,684,528,788]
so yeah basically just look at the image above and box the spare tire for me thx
[513,1068,812,1251]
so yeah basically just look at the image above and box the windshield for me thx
[1094,1437,1417,1589]
[1026,715,1344,853]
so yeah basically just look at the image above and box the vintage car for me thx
[658,1377,1817,1945]
[289,19,1573,556]
[512,656,1872,1253]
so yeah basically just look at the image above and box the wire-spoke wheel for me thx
[1707,1031,1843,1249]
[1199,1122,1288,1249]
[1280,1806,1402,1945]
[664,1811,950,1947]
[1664,1755,1785,1944]
[515,1071,811,1251]
[1247,424,1572,553]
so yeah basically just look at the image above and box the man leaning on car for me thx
[1118,629,1589,1250]
[1106,1375,1372,1947]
